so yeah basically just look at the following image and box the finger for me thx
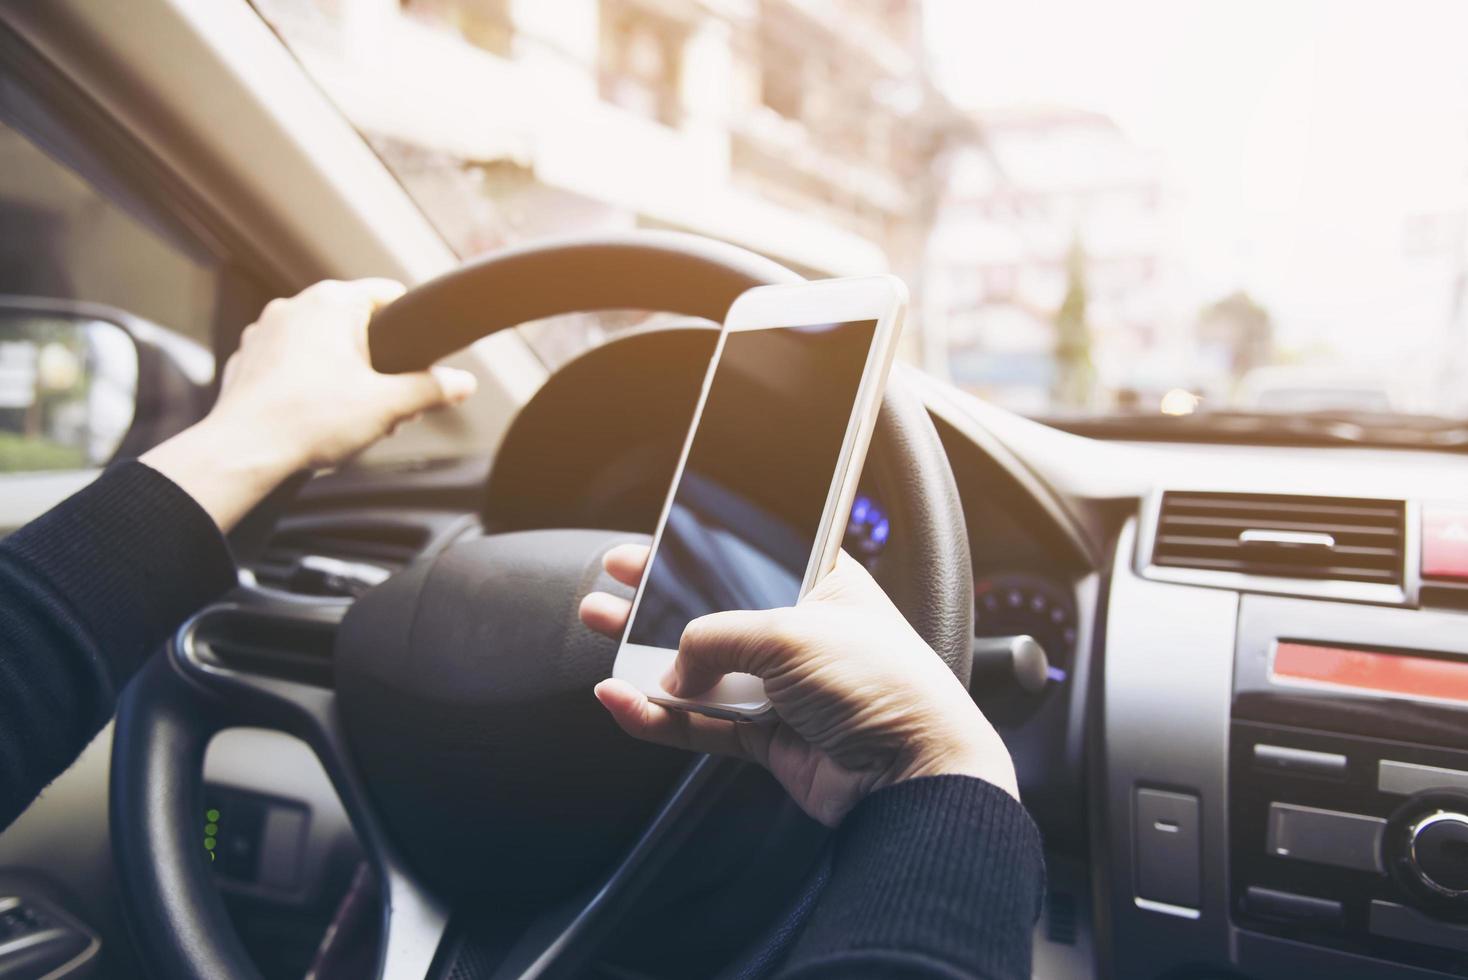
[666,608,787,697]
[350,277,407,311]
[220,351,241,390]
[429,365,477,402]
[602,543,650,588]
[305,277,403,309]
[578,591,630,637]
[381,366,477,421]
[593,679,754,759]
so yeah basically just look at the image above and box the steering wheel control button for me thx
[0,895,97,974]
[205,787,268,883]
[1242,886,1343,930]
[258,806,309,891]
[1379,759,1468,797]
[1253,743,1348,780]
[1134,788,1201,913]
[1407,811,1468,897]
[1370,900,1468,953]
[1266,802,1386,874]
[0,898,46,940]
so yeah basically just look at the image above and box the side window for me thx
[0,85,221,489]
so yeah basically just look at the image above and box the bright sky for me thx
[923,0,1468,407]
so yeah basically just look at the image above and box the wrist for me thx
[139,413,305,533]
[894,714,1020,801]
[192,409,308,484]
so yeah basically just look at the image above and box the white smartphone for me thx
[612,275,907,721]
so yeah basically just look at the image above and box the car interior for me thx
[1,1,1467,978]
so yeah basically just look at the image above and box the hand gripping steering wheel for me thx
[110,231,973,979]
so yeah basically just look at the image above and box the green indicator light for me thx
[204,809,222,861]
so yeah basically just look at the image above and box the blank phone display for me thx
[627,319,878,650]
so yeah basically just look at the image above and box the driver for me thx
[0,280,1041,978]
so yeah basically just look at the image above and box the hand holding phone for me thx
[584,544,1018,827]
[611,276,907,720]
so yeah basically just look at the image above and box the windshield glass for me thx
[254,0,1468,424]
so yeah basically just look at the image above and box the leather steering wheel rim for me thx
[110,231,973,979]
[368,231,974,676]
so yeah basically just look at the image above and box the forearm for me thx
[0,463,236,828]
[773,776,1045,980]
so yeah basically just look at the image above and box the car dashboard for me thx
[211,329,1468,978]
[1077,441,1468,980]
[6,326,1466,980]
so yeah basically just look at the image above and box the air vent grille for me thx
[1044,890,1078,946]
[251,520,430,590]
[1152,492,1405,586]
[194,609,336,687]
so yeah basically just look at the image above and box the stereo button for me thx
[1380,760,1468,797]
[1243,886,1343,928]
[1266,802,1386,873]
[1254,743,1347,779]
[1370,900,1468,952]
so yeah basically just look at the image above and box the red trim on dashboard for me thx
[1273,641,1468,704]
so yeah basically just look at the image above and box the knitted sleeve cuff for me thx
[781,775,1045,980]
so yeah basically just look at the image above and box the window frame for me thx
[0,20,282,390]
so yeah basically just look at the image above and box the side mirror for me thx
[0,296,213,474]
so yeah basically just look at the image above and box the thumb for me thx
[806,549,888,605]
[381,365,477,420]
[666,607,786,697]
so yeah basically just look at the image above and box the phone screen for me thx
[627,319,879,650]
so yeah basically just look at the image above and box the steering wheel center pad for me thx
[336,529,689,900]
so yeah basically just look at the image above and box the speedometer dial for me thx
[973,572,1077,687]
[843,493,890,571]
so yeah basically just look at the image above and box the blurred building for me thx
[255,0,957,363]
[923,107,1168,413]
[1398,207,1468,416]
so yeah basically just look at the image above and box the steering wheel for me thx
[109,232,974,979]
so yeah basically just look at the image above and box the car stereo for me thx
[1231,613,1468,975]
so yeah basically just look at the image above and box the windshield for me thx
[254,0,1468,426]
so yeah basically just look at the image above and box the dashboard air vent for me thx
[250,517,431,592]
[1152,492,1405,586]
[193,608,337,687]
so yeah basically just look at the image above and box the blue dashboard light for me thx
[872,518,890,545]
[851,496,871,523]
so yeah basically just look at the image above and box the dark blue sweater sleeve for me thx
[0,461,236,830]
[773,775,1045,979]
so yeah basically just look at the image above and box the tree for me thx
[1053,238,1094,408]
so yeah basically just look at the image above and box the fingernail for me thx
[430,365,478,402]
[659,669,679,695]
